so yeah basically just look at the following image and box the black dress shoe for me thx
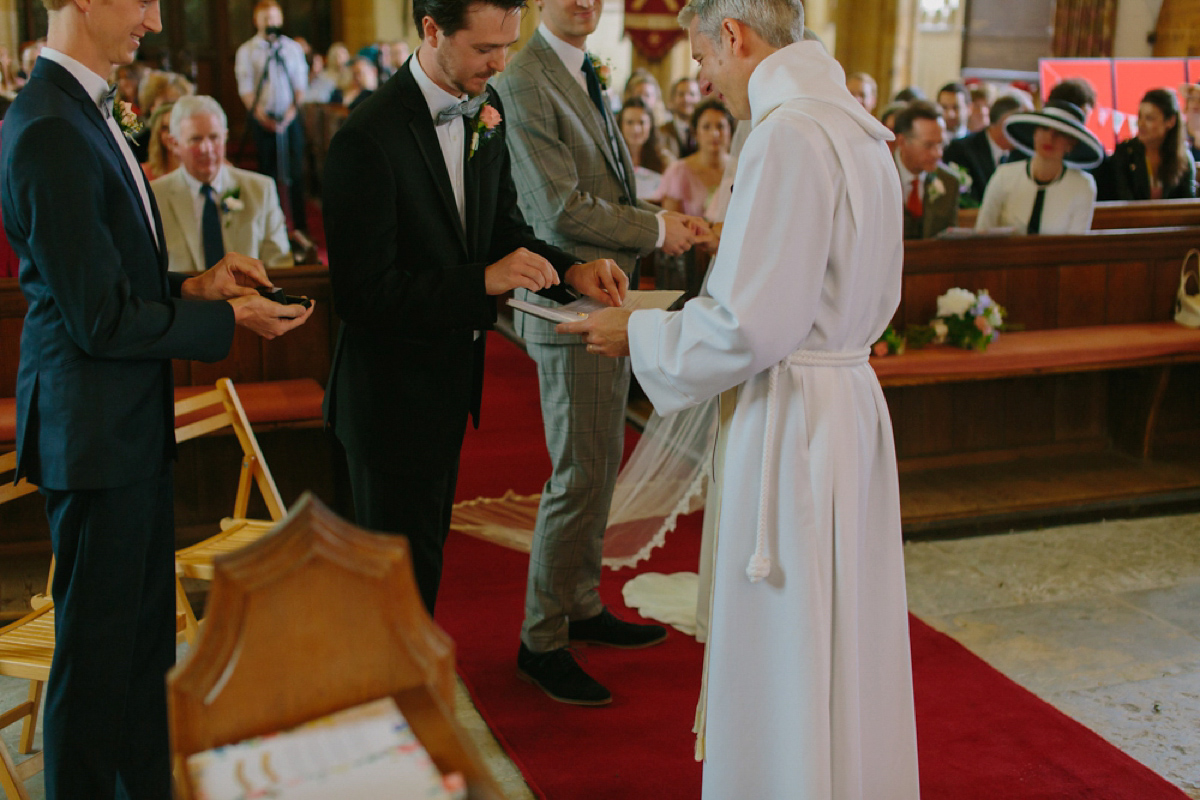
[517,644,612,706]
[569,608,668,649]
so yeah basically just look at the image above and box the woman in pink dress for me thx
[658,98,735,218]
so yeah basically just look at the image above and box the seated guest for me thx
[1099,88,1196,201]
[945,93,1032,203]
[660,77,700,158]
[133,70,194,162]
[1185,83,1200,163]
[114,63,144,117]
[967,84,992,132]
[976,100,1102,235]
[847,71,878,115]
[152,96,294,272]
[619,98,673,201]
[658,98,735,218]
[880,101,905,150]
[330,56,377,111]
[937,81,969,143]
[893,100,959,239]
[624,70,667,123]
[141,102,180,182]
[1048,78,1096,119]
[306,42,350,104]
[894,86,924,103]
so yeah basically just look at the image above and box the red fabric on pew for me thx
[0,396,14,447]
[173,379,324,428]
[871,322,1200,384]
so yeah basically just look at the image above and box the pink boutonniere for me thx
[469,103,502,160]
[113,98,142,143]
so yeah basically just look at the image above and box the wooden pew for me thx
[956,198,1200,231]
[0,267,346,552]
[885,227,1200,534]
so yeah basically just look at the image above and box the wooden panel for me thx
[1004,377,1057,447]
[895,385,956,458]
[1057,264,1108,328]
[0,318,22,398]
[1004,267,1059,331]
[952,380,1008,452]
[1055,373,1108,442]
[1105,262,1154,324]
[1152,258,1184,321]
[901,273,957,327]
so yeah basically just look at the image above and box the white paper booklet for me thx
[187,697,464,800]
[507,289,685,324]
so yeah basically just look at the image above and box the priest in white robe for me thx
[557,0,921,796]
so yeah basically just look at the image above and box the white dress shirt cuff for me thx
[655,210,667,249]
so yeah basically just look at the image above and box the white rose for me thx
[932,319,949,342]
[223,197,244,212]
[937,287,976,318]
[986,307,1003,327]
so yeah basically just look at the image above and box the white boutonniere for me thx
[927,176,947,202]
[220,187,243,227]
[113,98,142,143]
[468,103,502,160]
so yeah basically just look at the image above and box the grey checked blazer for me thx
[494,32,660,343]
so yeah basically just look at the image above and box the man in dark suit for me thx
[944,94,1030,203]
[893,100,959,239]
[1,3,313,798]
[321,0,628,618]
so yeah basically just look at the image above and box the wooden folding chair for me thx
[172,379,287,643]
[168,494,504,800]
[0,451,51,800]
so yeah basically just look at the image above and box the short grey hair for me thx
[169,95,228,138]
[678,0,804,49]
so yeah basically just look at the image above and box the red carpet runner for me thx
[438,332,1188,800]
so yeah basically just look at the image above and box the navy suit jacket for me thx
[321,61,578,475]
[944,129,998,203]
[1,58,234,490]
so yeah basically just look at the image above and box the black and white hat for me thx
[1003,100,1105,169]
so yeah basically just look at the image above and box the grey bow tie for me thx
[99,83,120,118]
[435,94,486,126]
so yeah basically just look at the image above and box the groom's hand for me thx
[484,248,560,295]
[182,253,271,301]
[230,294,315,340]
[565,259,627,307]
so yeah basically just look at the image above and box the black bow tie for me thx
[99,83,120,118]
[435,94,486,126]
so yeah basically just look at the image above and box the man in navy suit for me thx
[321,0,628,618]
[1,2,313,797]
[944,94,1030,203]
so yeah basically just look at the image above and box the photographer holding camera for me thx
[234,0,310,242]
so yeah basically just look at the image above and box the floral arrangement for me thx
[469,103,502,160]
[930,288,1005,351]
[947,163,979,209]
[588,53,612,90]
[871,288,1007,356]
[220,187,243,227]
[113,98,142,142]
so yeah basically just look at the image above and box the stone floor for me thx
[4,512,1199,798]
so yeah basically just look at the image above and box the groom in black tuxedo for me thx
[322,0,628,616]
[2,2,312,797]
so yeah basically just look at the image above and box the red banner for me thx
[624,0,687,61]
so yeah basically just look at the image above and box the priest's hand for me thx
[485,248,560,295]
[182,253,271,301]
[557,308,632,358]
[565,259,628,307]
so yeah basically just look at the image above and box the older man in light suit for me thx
[495,0,707,706]
[152,95,294,272]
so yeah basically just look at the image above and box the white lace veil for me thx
[602,396,719,569]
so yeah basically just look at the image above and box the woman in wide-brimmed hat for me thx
[976,99,1102,234]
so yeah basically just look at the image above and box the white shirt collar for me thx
[539,23,587,74]
[39,47,111,111]
[894,148,924,187]
[410,46,466,123]
[179,164,232,196]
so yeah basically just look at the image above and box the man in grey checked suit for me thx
[495,0,707,705]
